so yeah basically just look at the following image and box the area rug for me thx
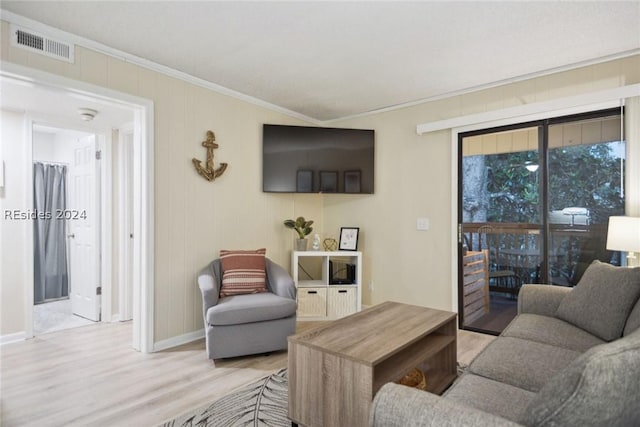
[159,368,289,427]
[160,363,469,427]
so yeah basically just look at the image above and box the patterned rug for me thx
[160,363,469,427]
[159,369,289,427]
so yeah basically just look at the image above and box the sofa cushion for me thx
[219,248,268,297]
[502,313,604,352]
[469,337,580,392]
[555,260,640,341]
[207,292,297,326]
[521,328,640,427]
[623,297,640,336]
[444,373,536,422]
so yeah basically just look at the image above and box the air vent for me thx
[10,25,75,63]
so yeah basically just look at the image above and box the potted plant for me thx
[284,216,314,251]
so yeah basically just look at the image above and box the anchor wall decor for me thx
[192,130,228,181]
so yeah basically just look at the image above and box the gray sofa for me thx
[198,258,297,359]
[370,261,640,426]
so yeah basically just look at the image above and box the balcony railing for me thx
[463,222,612,289]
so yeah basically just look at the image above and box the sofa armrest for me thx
[266,258,296,300]
[370,383,522,427]
[197,260,222,320]
[517,284,571,316]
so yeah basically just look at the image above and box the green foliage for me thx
[284,216,314,239]
[485,151,540,222]
[547,144,624,223]
[481,142,624,224]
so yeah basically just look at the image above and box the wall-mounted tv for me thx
[262,124,375,194]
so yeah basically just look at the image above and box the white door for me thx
[69,135,101,321]
[119,128,134,321]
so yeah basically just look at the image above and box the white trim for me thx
[138,105,155,354]
[153,329,204,353]
[451,129,459,314]
[118,123,134,322]
[24,116,34,340]
[418,84,640,135]
[2,11,320,125]
[0,331,27,345]
[3,64,155,353]
[99,132,113,323]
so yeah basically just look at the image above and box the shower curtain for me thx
[33,162,69,304]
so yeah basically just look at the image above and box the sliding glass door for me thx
[458,108,625,334]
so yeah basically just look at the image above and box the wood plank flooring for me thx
[0,321,493,427]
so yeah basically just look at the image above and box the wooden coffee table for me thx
[288,301,457,427]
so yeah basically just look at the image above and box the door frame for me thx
[3,62,155,353]
[449,97,629,315]
[118,123,134,322]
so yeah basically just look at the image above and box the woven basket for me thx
[396,368,427,390]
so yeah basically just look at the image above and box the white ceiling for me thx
[0,75,135,130]
[1,1,639,122]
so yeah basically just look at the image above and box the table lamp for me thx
[606,216,640,262]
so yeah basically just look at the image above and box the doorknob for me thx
[67,234,75,238]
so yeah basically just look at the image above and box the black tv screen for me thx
[262,124,374,194]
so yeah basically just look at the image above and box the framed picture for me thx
[339,227,359,251]
[296,170,313,192]
[344,170,361,193]
[320,171,338,193]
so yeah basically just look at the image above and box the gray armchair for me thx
[197,258,297,359]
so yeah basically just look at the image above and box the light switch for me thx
[417,217,429,230]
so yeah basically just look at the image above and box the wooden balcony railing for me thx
[462,222,612,287]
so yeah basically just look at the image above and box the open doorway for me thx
[31,125,103,335]
[1,64,154,352]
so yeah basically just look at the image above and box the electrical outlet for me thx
[369,281,374,291]
[417,217,429,230]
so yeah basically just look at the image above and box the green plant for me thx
[284,216,314,239]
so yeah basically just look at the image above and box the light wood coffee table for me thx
[288,301,457,427]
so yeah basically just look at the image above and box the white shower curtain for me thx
[33,162,69,304]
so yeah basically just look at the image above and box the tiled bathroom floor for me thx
[33,299,95,335]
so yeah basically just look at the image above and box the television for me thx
[262,124,375,194]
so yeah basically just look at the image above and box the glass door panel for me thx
[458,109,625,336]
[546,114,625,285]
[460,126,542,334]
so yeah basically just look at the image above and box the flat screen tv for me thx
[262,124,374,194]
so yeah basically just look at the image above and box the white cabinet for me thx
[292,251,362,320]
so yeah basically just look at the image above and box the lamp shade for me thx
[606,216,640,252]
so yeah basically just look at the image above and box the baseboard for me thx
[153,328,204,352]
[0,331,26,345]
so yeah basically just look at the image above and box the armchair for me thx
[197,258,297,359]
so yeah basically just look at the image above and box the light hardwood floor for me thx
[0,321,494,427]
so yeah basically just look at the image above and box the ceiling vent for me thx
[10,25,75,63]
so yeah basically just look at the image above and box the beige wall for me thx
[1,16,639,342]
[327,55,640,311]
[0,20,321,340]
[1,109,28,336]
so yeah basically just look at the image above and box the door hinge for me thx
[96,150,102,160]
[96,286,102,295]
[457,224,463,243]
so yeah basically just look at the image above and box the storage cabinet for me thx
[292,251,362,320]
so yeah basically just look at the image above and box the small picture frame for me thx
[320,171,338,193]
[296,170,313,192]
[339,227,359,251]
[344,170,361,193]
